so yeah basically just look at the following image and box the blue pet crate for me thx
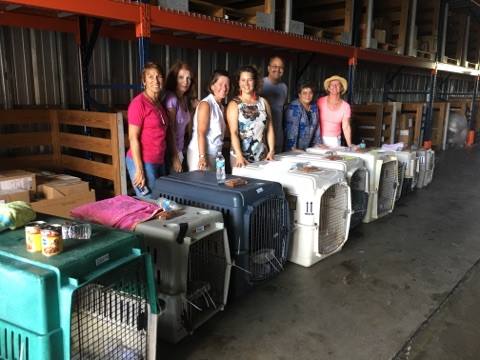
[152,170,290,299]
[0,218,159,360]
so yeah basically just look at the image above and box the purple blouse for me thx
[163,91,191,152]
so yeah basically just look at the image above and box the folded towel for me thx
[0,201,36,232]
[70,195,161,231]
[381,142,405,151]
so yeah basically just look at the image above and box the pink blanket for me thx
[70,195,161,231]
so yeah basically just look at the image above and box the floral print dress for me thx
[236,97,268,162]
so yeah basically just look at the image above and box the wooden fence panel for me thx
[0,109,126,196]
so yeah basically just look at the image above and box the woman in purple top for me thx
[164,61,197,172]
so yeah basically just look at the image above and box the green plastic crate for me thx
[0,217,159,360]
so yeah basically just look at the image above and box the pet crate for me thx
[394,150,419,197]
[416,149,435,188]
[233,160,351,268]
[135,205,231,343]
[275,152,369,228]
[307,147,398,223]
[0,219,159,360]
[151,171,290,299]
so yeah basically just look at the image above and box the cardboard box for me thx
[374,29,387,44]
[36,173,81,187]
[399,114,413,130]
[31,190,96,219]
[0,170,36,192]
[38,180,90,200]
[0,189,30,204]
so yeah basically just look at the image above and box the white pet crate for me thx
[394,150,419,197]
[233,160,351,268]
[307,147,398,223]
[416,149,435,188]
[275,152,369,228]
[135,206,231,343]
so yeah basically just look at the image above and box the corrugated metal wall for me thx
[0,26,475,110]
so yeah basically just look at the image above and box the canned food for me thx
[41,225,63,257]
[25,221,47,253]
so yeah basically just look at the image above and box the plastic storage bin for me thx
[151,171,290,299]
[0,218,159,360]
[233,160,351,268]
[275,151,368,228]
[135,205,231,343]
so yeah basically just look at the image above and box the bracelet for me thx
[199,154,206,158]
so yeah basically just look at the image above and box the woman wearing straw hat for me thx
[316,75,352,148]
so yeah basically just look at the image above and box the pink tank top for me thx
[317,96,351,137]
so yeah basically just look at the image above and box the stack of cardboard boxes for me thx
[0,170,95,218]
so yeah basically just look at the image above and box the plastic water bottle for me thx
[215,151,226,184]
[157,197,181,211]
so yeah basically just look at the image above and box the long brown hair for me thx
[165,61,196,100]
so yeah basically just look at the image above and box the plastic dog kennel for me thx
[135,205,231,343]
[233,161,351,267]
[0,220,159,360]
[152,171,290,299]
[307,147,398,223]
[275,151,368,228]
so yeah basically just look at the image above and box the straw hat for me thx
[324,75,348,95]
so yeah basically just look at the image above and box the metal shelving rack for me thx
[0,0,479,147]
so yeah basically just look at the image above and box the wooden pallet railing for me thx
[0,109,127,196]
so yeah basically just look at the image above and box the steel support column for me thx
[351,0,363,47]
[407,0,417,56]
[470,75,479,131]
[365,0,374,48]
[423,67,438,148]
[136,0,151,73]
[78,16,103,110]
[439,0,448,63]
[347,56,357,104]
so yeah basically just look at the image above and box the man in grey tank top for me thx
[262,56,288,154]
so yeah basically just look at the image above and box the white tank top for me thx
[188,93,225,156]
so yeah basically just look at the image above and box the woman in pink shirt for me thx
[317,75,352,148]
[126,62,176,198]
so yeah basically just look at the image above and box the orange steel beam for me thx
[0,11,287,59]
[0,11,76,33]
[356,48,436,70]
[150,7,355,58]
[1,0,138,23]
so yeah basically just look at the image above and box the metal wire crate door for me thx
[377,161,398,217]
[396,162,406,201]
[70,259,151,360]
[248,197,289,282]
[349,169,369,227]
[318,183,350,255]
[182,230,230,332]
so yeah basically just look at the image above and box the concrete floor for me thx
[158,146,480,360]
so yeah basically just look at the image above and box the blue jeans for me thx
[126,156,165,198]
